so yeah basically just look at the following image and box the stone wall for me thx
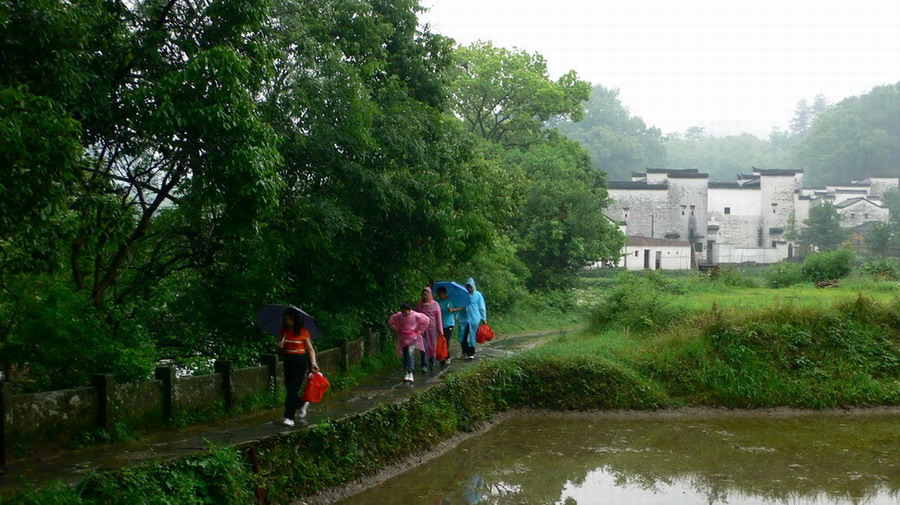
[1,336,379,464]
[232,366,270,405]
[112,380,164,429]
[9,387,98,448]
[175,373,223,415]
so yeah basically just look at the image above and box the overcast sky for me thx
[420,0,900,138]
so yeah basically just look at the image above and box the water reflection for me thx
[337,413,900,505]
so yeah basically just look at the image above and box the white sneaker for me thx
[408,373,415,383]
[282,418,295,427]
[445,358,452,365]
[403,372,412,382]
[468,355,475,360]
[298,402,309,418]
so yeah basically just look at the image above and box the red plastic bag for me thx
[436,335,449,361]
[302,371,330,403]
[476,323,494,344]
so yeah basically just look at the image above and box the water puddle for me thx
[337,412,900,504]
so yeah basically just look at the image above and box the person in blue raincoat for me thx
[456,277,486,359]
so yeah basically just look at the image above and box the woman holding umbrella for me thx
[276,308,319,427]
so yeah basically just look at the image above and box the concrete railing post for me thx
[214,360,234,412]
[155,366,176,425]
[91,374,114,435]
[0,381,10,468]
[261,354,278,394]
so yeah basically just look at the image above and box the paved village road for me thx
[0,329,570,494]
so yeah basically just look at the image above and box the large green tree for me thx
[800,204,848,251]
[451,44,623,289]
[451,41,590,147]
[506,134,624,288]
[0,0,282,307]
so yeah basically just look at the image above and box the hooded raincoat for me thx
[459,277,487,347]
[415,287,443,359]
[389,310,430,357]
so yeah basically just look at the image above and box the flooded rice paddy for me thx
[337,411,899,505]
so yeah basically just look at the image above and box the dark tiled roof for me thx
[667,172,709,179]
[645,168,699,174]
[835,197,884,209]
[627,236,692,247]
[608,181,668,190]
[709,181,759,189]
[753,168,803,176]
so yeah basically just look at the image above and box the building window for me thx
[724,207,731,214]
[694,242,703,252]
[773,208,776,214]
[634,251,639,257]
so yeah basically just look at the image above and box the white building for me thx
[622,236,693,270]
[608,169,897,267]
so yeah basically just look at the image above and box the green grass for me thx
[536,271,900,409]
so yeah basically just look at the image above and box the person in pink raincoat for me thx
[389,303,431,383]
[415,287,444,374]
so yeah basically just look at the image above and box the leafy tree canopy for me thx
[451,41,590,147]
[800,203,848,251]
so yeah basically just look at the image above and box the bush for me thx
[801,249,854,282]
[860,259,899,281]
[591,272,684,331]
[767,263,805,288]
[708,267,758,288]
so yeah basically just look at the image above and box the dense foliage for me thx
[0,1,622,389]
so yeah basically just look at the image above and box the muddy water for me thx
[337,412,899,505]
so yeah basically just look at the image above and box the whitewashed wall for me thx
[623,245,693,270]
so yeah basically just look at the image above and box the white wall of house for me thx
[838,200,889,228]
[868,177,899,197]
[716,244,790,264]
[832,190,870,205]
[760,174,797,247]
[708,187,762,248]
[666,176,709,251]
[623,245,693,270]
[608,188,669,239]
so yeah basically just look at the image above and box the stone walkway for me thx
[0,329,567,494]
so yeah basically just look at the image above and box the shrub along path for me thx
[0,329,569,493]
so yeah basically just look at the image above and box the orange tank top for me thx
[280,327,309,354]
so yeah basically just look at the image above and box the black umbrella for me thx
[255,304,321,340]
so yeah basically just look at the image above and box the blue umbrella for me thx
[432,281,470,309]
[255,304,321,340]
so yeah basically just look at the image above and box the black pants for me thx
[460,324,475,357]
[444,326,454,357]
[283,354,308,420]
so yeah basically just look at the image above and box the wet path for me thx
[0,329,567,493]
